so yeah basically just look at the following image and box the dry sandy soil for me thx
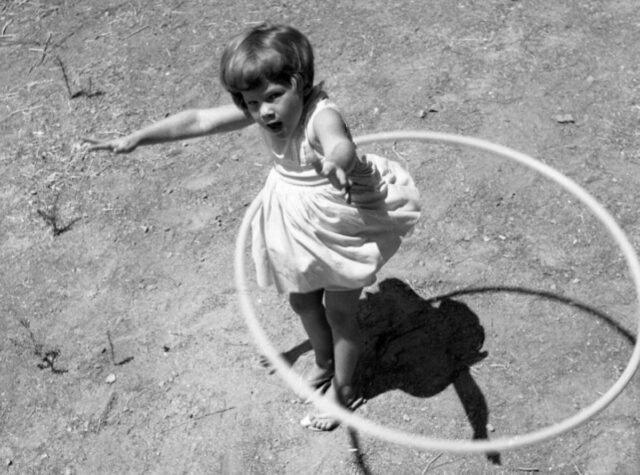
[2,0,640,473]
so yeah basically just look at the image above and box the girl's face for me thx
[241,80,304,140]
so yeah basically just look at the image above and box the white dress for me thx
[251,89,421,294]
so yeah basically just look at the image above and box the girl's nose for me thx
[260,104,275,120]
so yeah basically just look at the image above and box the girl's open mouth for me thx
[266,121,283,132]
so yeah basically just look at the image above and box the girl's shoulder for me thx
[303,85,347,148]
[304,85,335,119]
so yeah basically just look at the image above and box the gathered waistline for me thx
[272,163,330,186]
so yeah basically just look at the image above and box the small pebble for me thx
[487,423,495,432]
[554,113,575,124]
[105,373,116,384]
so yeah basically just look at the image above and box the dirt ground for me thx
[2,0,640,473]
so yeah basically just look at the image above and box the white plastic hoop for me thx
[234,130,640,453]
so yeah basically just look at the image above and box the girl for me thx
[86,23,421,431]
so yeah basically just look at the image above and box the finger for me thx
[334,168,348,188]
[82,137,113,151]
[86,143,114,151]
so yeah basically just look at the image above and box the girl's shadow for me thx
[357,278,497,459]
[275,277,498,461]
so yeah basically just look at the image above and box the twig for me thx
[392,140,411,171]
[421,452,443,474]
[427,457,464,471]
[55,55,104,99]
[106,330,116,365]
[2,19,13,35]
[39,31,52,64]
[122,25,149,40]
[106,330,134,366]
[347,428,372,475]
[56,55,74,98]
[515,468,540,473]
[160,407,235,433]
[37,194,81,237]
[94,391,117,433]
[18,318,67,374]
[571,430,603,453]
[36,349,68,374]
[28,32,52,74]
[392,141,406,161]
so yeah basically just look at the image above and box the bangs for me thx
[222,47,293,94]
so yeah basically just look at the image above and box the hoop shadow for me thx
[274,277,635,463]
[438,285,636,346]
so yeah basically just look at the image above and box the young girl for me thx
[86,23,421,431]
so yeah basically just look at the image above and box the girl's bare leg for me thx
[301,287,363,431]
[289,289,334,386]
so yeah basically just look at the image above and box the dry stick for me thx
[421,452,443,474]
[56,55,74,98]
[106,330,134,366]
[122,24,149,40]
[106,330,116,365]
[160,407,235,433]
[94,391,117,433]
[39,32,52,64]
[347,428,371,475]
[571,430,603,453]
[27,32,52,74]
[426,457,464,471]
[2,18,13,35]
[391,140,409,170]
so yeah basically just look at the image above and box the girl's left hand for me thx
[82,135,139,154]
[318,159,352,203]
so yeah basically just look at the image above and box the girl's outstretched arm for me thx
[311,107,357,192]
[84,104,254,153]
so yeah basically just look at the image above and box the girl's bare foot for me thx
[300,381,364,431]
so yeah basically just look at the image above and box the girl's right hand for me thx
[83,134,139,153]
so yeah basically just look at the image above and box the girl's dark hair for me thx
[220,23,315,110]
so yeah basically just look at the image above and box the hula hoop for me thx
[234,130,640,453]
